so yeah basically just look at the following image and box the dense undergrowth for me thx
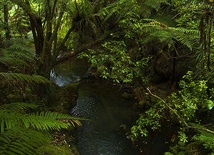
[1,0,214,154]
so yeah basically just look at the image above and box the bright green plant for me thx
[79,40,150,83]
[0,38,81,155]
[130,71,214,153]
[0,102,81,155]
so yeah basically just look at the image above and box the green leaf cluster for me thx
[0,101,81,155]
[131,71,214,153]
[0,37,80,155]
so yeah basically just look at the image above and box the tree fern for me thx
[141,20,199,51]
[98,0,140,28]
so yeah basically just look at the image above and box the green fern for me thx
[0,128,51,155]
[0,56,29,67]
[0,110,81,132]
[0,102,38,112]
[0,102,81,155]
[0,72,51,85]
[141,20,199,51]
[0,38,36,69]
[144,0,168,11]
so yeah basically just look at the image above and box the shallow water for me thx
[50,58,168,155]
[71,81,139,155]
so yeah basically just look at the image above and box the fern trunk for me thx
[3,2,10,40]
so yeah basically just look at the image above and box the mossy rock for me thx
[37,144,78,155]
[53,83,80,113]
[121,92,133,99]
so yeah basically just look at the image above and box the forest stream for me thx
[50,58,140,155]
[50,58,169,155]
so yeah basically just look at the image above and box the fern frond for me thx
[141,20,199,50]
[4,38,36,61]
[144,0,168,11]
[9,51,35,62]
[39,111,82,126]
[169,27,199,50]
[0,128,51,155]
[0,102,38,112]
[0,72,51,85]
[0,57,28,67]
[0,110,81,132]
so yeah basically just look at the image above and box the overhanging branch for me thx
[54,34,109,65]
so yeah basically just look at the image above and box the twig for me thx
[146,88,214,134]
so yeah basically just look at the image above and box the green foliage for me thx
[0,110,75,132]
[0,102,81,155]
[0,102,38,112]
[130,104,163,139]
[0,72,50,84]
[0,128,51,155]
[37,144,73,155]
[193,131,214,150]
[140,19,199,50]
[144,0,168,11]
[0,36,79,154]
[98,0,141,28]
[79,40,149,83]
[2,0,214,154]
[169,71,210,121]
[0,73,50,86]
[0,38,36,73]
[172,0,210,29]
[130,71,214,153]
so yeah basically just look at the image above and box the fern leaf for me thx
[3,38,36,62]
[0,73,51,85]
[39,111,82,126]
[0,128,51,155]
[0,110,81,132]
[144,0,168,11]
[0,57,28,67]
[140,20,199,51]
[0,102,38,112]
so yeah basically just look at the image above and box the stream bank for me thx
[71,80,140,155]
[50,57,140,154]
[50,57,171,155]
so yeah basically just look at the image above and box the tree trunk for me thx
[3,3,10,40]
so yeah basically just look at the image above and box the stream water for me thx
[71,81,139,155]
[50,58,169,155]
[50,59,140,155]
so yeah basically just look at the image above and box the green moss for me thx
[121,92,133,99]
[37,144,76,155]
